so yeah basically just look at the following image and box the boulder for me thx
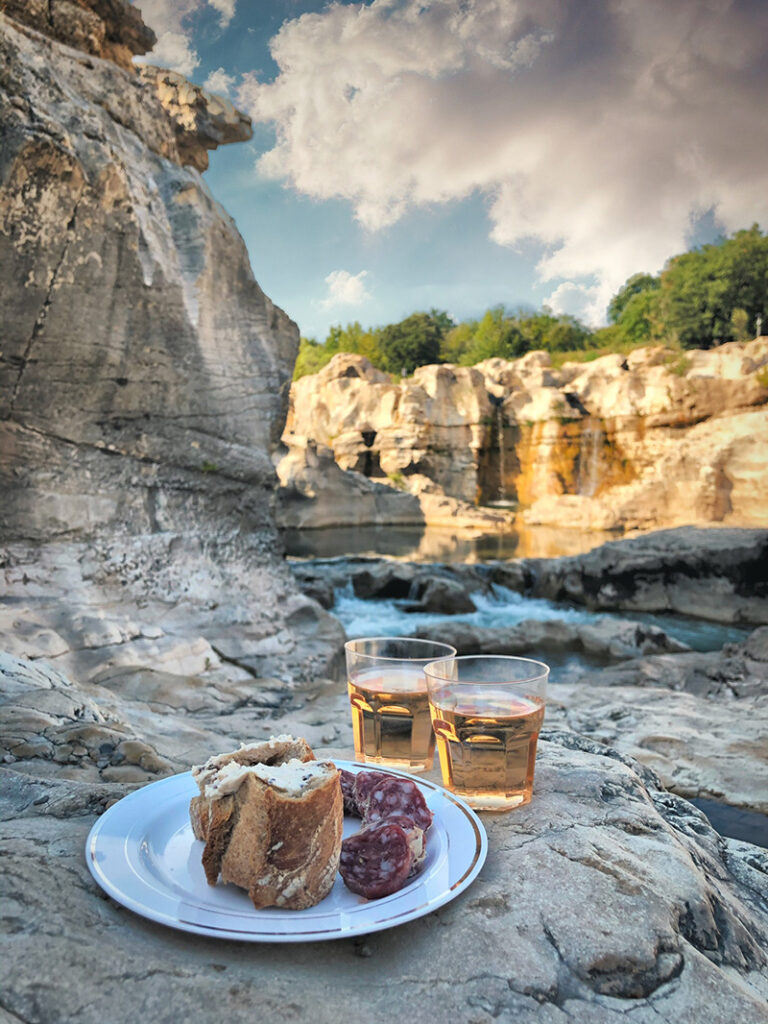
[276,442,425,529]
[405,575,477,614]
[413,616,689,661]
[351,561,419,600]
[524,526,768,624]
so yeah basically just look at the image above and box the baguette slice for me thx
[189,736,342,910]
[190,735,314,843]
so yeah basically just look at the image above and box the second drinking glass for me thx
[424,655,549,810]
[345,637,457,772]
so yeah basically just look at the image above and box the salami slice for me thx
[363,776,434,832]
[352,770,392,818]
[361,813,426,876]
[339,769,361,817]
[339,822,414,898]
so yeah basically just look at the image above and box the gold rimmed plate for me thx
[85,760,488,942]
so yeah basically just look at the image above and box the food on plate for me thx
[339,821,415,898]
[189,735,342,910]
[338,768,433,898]
[351,769,392,818]
[188,738,433,908]
[360,812,426,876]
[362,775,434,832]
[190,735,314,842]
[339,768,361,816]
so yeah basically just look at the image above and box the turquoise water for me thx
[332,583,749,654]
[285,524,751,654]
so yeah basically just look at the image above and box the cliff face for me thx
[0,5,343,682]
[280,341,768,532]
[0,7,297,542]
[0,0,155,69]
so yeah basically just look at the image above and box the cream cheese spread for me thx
[201,757,336,799]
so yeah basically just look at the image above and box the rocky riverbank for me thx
[277,343,768,533]
[289,527,768,824]
[293,526,768,626]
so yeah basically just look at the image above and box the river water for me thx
[283,524,749,654]
[281,522,621,562]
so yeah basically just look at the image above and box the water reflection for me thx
[281,523,620,563]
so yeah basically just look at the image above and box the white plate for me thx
[86,759,488,942]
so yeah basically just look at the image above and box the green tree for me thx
[427,308,456,336]
[440,320,477,363]
[613,288,663,346]
[607,273,660,324]
[455,306,528,364]
[513,307,590,353]
[378,311,444,374]
[659,225,768,348]
[293,336,335,379]
[730,307,750,342]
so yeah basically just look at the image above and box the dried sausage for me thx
[339,822,414,898]
[339,769,361,816]
[352,770,391,817]
[361,813,426,875]
[363,776,434,832]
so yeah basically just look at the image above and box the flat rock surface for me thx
[546,628,768,816]
[2,737,768,1024]
[2,655,768,1023]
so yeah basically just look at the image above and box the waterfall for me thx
[497,404,506,502]
[578,417,603,497]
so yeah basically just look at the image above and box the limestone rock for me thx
[282,354,493,504]
[546,627,768,814]
[524,526,768,624]
[405,575,477,614]
[280,341,768,532]
[0,0,155,68]
[276,441,424,528]
[276,440,512,531]
[0,649,348,782]
[1,12,296,540]
[413,616,690,661]
[138,65,253,172]
[0,9,340,682]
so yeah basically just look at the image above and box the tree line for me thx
[295,225,768,379]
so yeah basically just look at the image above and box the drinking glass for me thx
[424,655,549,810]
[345,637,457,772]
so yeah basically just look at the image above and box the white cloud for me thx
[320,270,371,310]
[145,30,200,76]
[207,0,236,27]
[133,0,237,76]
[203,67,236,96]
[237,0,768,323]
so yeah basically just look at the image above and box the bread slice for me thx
[189,736,342,910]
[189,735,314,843]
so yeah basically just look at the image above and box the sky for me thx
[133,0,768,341]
